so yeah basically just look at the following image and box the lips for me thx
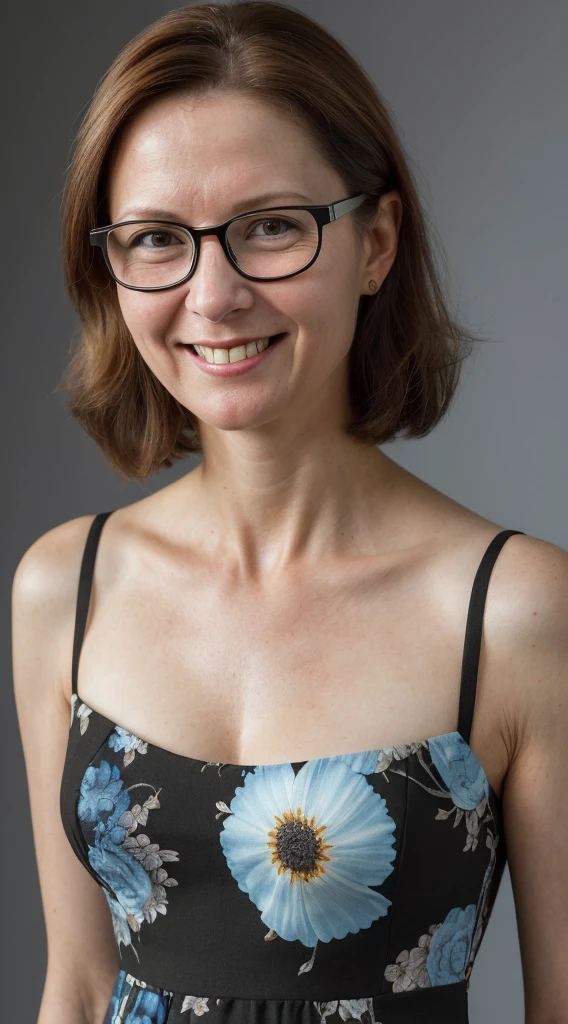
[180,331,287,377]
[184,333,284,353]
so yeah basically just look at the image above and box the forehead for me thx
[107,91,334,222]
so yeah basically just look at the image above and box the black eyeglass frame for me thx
[89,192,379,291]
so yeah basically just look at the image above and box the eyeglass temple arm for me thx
[329,193,370,221]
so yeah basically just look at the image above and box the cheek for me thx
[298,273,359,359]
[117,291,173,358]
[306,238,362,329]
[116,293,190,399]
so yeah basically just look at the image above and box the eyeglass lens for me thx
[105,209,320,287]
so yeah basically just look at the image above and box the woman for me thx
[12,2,567,1022]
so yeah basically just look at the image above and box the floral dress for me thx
[59,512,524,1023]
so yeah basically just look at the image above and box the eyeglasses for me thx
[89,192,375,291]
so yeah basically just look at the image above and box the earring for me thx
[368,280,379,293]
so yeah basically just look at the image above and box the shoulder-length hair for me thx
[59,0,478,482]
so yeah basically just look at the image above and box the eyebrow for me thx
[116,191,314,222]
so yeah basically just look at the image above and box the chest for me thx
[74,557,489,768]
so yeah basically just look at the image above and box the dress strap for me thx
[457,528,526,744]
[71,511,116,696]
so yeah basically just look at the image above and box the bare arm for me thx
[12,515,119,1024]
[491,535,568,1023]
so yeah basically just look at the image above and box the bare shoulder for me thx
[12,512,98,619]
[482,530,568,758]
[11,513,99,702]
[481,526,568,631]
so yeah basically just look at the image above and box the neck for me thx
[181,429,402,581]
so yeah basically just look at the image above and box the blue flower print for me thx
[78,760,129,824]
[105,969,127,1022]
[426,904,477,985]
[125,987,169,1024]
[104,893,134,951]
[108,727,148,766]
[428,734,489,811]
[219,757,396,950]
[89,836,153,925]
[335,749,380,775]
[383,903,477,992]
[78,755,179,955]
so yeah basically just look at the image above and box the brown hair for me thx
[59,0,478,483]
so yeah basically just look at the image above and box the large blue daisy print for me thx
[218,757,397,956]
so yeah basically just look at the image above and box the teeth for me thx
[194,338,271,364]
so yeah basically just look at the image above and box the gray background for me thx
[2,1,566,1020]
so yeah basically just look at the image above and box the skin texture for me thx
[12,90,568,1022]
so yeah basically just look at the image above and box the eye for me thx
[247,218,295,238]
[130,230,182,249]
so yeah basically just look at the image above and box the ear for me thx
[359,191,402,295]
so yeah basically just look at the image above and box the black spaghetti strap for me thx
[457,528,526,744]
[71,511,116,696]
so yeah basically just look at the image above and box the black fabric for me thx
[60,513,525,1023]
[103,970,469,1023]
[457,528,522,744]
[71,509,115,697]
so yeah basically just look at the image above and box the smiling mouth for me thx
[187,333,286,364]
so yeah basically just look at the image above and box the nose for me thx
[183,233,254,322]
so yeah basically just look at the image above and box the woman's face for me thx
[107,90,398,437]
